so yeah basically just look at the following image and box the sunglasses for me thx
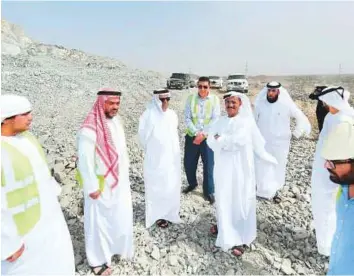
[198,85,209,90]
[325,159,354,170]
[159,97,170,102]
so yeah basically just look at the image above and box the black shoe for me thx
[183,186,196,194]
[207,194,215,205]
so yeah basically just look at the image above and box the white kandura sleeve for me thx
[138,110,149,151]
[251,120,278,164]
[206,120,223,152]
[77,132,99,197]
[207,119,248,152]
[290,101,312,138]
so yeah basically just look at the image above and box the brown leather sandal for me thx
[231,245,245,257]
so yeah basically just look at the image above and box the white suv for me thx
[209,76,223,89]
[226,74,249,93]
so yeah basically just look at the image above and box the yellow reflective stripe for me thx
[1,166,5,187]
[76,169,83,188]
[1,141,33,182]
[336,186,343,202]
[13,203,41,236]
[204,98,212,125]
[6,182,39,208]
[76,169,105,192]
[192,94,198,118]
[97,175,105,192]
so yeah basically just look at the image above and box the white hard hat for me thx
[1,94,32,123]
[321,117,354,160]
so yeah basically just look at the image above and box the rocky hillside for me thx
[1,20,335,275]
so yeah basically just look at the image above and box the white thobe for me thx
[138,107,182,228]
[310,111,351,256]
[77,116,134,267]
[207,115,277,251]
[254,99,310,198]
[1,134,75,275]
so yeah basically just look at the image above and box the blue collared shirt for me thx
[327,184,354,275]
[184,93,220,136]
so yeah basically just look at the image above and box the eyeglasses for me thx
[325,159,354,169]
[159,97,170,102]
[198,85,209,90]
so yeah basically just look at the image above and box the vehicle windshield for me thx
[209,76,219,79]
[227,75,246,80]
[171,73,186,79]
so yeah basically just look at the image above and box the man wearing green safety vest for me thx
[183,76,221,204]
[1,94,75,275]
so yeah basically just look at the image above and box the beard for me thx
[267,94,279,103]
[328,169,354,184]
[105,110,118,119]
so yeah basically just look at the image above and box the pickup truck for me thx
[226,74,249,93]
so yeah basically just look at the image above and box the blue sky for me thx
[2,1,354,76]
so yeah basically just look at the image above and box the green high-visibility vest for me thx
[1,131,48,236]
[186,93,217,137]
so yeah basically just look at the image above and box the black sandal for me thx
[156,219,169,228]
[210,224,218,235]
[273,193,281,204]
[231,245,246,257]
[90,263,110,275]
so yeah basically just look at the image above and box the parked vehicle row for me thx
[166,72,249,93]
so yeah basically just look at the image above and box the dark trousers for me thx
[183,134,215,197]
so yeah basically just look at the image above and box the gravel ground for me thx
[3,19,351,275]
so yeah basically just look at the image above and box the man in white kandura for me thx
[138,89,182,229]
[1,94,75,275]
[254,81,311,203]
[207,91,278,256]
[311,86,354,256]
[76,88,134,275]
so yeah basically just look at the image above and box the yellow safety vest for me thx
[1,131,48,236]
[186,93,217,137]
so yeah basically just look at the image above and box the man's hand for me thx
[193,133,205,145]
[6,244,25,262]
[89,190,101,199]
